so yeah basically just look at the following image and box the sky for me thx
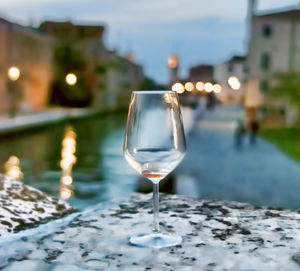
[0,0,299,83]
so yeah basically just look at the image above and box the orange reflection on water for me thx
[60,185,73,200]
[4,155,23,180]
[59,126,77,199]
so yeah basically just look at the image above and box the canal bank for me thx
[0,107,127,136]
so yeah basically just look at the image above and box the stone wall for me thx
[0,18,54,114]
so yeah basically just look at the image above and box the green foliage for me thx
[50,42,92,107]
[270,72,300,107]
[260,127,300,164]
[138,77,163,90]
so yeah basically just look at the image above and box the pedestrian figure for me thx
[244,78,263,147]
[233,118,246,149]
[249,120,259,146]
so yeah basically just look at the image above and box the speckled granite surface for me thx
[2,192,300,270]
[0,174,74,235]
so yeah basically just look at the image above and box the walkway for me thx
[0,108,104,135]
[177,105,300,209]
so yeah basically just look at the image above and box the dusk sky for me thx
[0,0,298,83]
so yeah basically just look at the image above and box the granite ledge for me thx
[2,192,300,270]
[0,174,74,235]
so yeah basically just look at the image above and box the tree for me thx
[270,72,300,108]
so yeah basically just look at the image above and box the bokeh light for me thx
[204,82,213,93]
[213,84,222,93]
[8,67,20,81]
[171,82,185,94]
[184,82,194,92]
[60,126,77,199]
[65,73,77,86]
[5,155,23,180]
[227,76,241,90]
[196,82,204,91]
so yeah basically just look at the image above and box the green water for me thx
[0,112,138,209]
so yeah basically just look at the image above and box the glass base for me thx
[129,232,182,249]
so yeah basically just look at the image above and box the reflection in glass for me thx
[59,126,77,199]
[4,155,23,180]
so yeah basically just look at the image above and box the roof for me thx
[228,55,246,63]
[256,7,300,19]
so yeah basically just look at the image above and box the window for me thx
[262,24,273,38]
[261,53,271,71]
[260,80,269,92]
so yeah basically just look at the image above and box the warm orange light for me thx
[8,67,20,81]
[59,126,77,199]
[204,82,213,93]
[184,82,194,92]
[168,56,178,69]
[65,73,77,86]
[196,82,204,91]
[228,76,241,90]
[60,185,73,199]
[5,155,23,180]
[171,82,185,94]
[213,84,222,93]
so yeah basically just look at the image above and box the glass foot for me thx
[130,232,182,249]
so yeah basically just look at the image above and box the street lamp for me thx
[171,82,185,94]
[213,84,222,94]
[204,82,213,93]
[184,82,194,92]
[8,67,20,81]
[7,66,21,117]
[227,76,241,90]
[65,73,77,86]
[196,82,204,91]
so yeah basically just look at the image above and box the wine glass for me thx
[124,90,186,248]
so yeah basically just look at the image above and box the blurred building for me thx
[0,17,144,115]
[188,64,213,83]
[247,5,300,92]
[247,1,300,124]
[214,56,246,104]
[0,18,54,114]
[40,21,143,108]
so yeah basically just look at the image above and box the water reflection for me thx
[59,126,77,199]
[4,155,23,180]
[0,112,132,209]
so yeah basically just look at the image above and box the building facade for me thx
[0,18,54,114]
[0,18,144,115]
[214,56,246,104]
[247,9,300,92]
[40,21,144,108]
[247,4,300,125]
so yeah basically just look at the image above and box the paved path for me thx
[177,106,300,209]
[0,108,107,135]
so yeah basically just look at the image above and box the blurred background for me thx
[1,0,300,210]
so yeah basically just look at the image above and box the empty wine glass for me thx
[124,90,186,248]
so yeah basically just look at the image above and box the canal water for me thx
[0,112,139,209]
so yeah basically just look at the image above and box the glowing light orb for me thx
[184,82,194,92]
[228,76,241,90]
[171,82,185,94]
[204,82,213,93]
[213,84,222,93]
[8,67,20,81]
[196,82,204,91]
[65,73,77,86]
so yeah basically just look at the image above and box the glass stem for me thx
[152,182,160,233]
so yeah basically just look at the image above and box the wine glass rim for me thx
[132,90,176,94]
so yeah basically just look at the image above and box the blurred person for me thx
[244,79,263,146]
[233,118,246,149]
